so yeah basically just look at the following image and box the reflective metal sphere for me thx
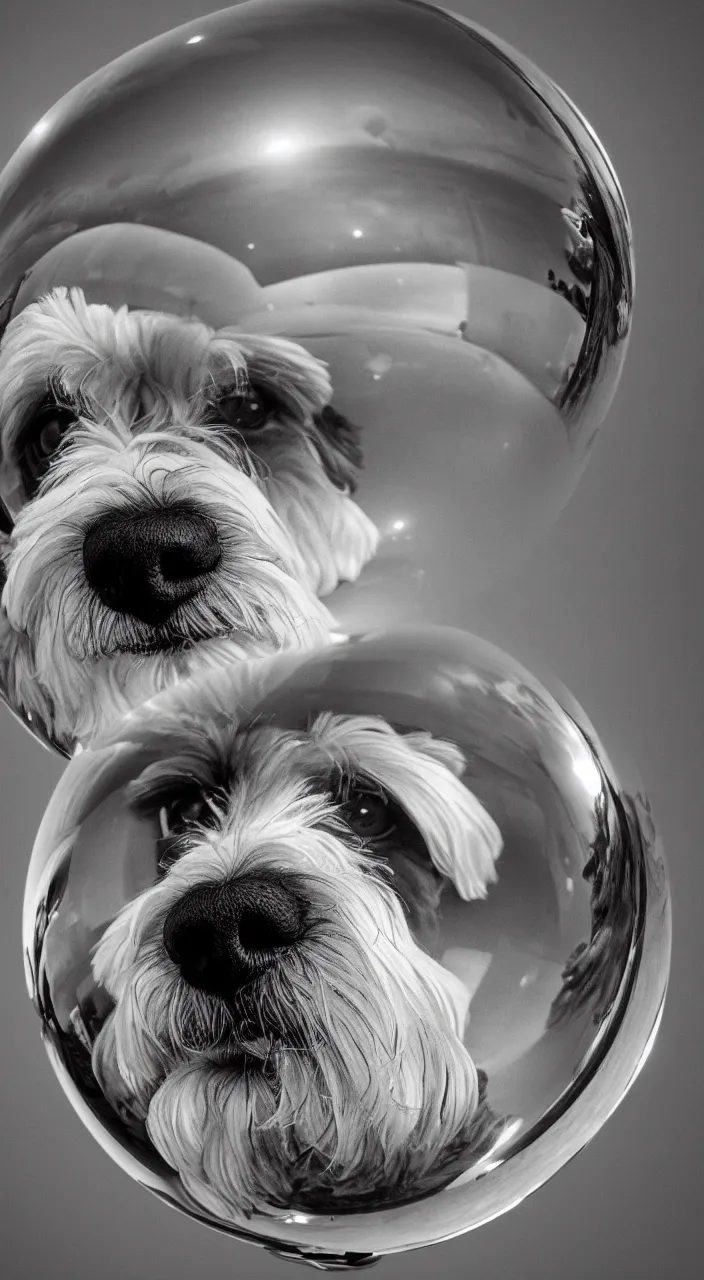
[0,2,633,654]
[24,627,669,1270]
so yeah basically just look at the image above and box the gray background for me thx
[0,1,700,1277]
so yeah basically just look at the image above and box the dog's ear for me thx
[310,404,365,495]
[311,714,502,900]
[215,330,366,492]
[395,729,503,901]
[398,728,467,779]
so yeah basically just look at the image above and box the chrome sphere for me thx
[0,2,633,664]
[24,627,669,1269]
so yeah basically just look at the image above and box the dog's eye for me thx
[216,389,273,433]
[160,795,209,832]
[159,793,213,841]
[341,789,397,841]
[156,793,214,874]
[20,404,77,496]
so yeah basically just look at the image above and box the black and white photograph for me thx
[0,2,698,1278]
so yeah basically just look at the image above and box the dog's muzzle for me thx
[82,504,222,626]
[162,873,310,997]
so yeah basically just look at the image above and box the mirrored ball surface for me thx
[24,628,669,1269]
[0,4,634,745]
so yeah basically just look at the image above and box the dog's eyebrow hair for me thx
[323,759,357,786]
[203,366,253,398]
[125,756,223,809]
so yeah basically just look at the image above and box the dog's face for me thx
[89,701,504,1219]
[0,287,378,751]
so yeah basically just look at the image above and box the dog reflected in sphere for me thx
[87,661,506,1220]
[0,286,378,751]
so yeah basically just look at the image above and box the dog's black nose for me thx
[162,875,309,997]
[82,505,222,626]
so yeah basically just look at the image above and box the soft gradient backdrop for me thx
[0,1,699,1277]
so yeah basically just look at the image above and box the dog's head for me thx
[88,680,504,1219]
[0,287,378,750]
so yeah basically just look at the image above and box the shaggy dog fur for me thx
[0,287,378,751]
[86,657,505,1219]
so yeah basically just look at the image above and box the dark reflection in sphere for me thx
[0,0,633,627]
[24,628,669,1270]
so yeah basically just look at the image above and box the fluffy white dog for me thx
[88,660,505,1219]
[0,286,378,751]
